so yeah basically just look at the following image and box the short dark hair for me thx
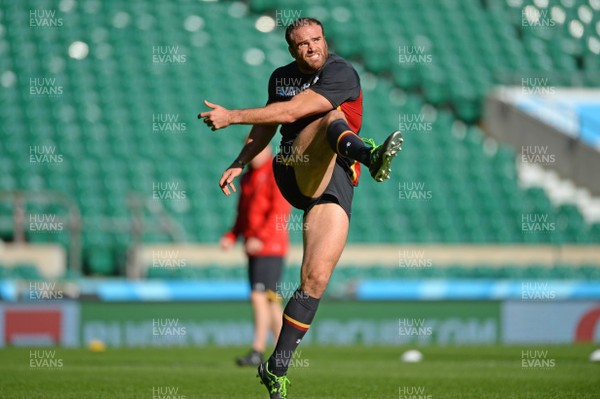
[285,18,324,46]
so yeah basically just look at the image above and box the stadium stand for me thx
[0,0,598,279]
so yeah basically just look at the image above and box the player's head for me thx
[285,18,328,74]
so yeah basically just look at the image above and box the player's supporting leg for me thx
[266,202,348,376]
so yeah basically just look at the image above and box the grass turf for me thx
[1,345,598,398]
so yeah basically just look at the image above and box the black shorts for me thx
[248,256,283,299]
[273,156,354,220]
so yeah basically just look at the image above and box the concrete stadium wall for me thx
[484,89,600,195]
[131,244,600,277]
[0,243,66,278]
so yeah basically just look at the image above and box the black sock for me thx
[326,119,372,167]
[268,290,320,376]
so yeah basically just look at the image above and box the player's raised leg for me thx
[321,110,404,182]
[282,112,338,199]
[289,110,403,200]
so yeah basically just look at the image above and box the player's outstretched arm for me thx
[198,89,332,130]
[218,124,277,196]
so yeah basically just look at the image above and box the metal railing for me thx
[0,190,82,273]
[0,191,187,277]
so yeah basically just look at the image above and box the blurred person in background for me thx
[220,145,291,367]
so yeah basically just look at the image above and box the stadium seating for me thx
[0,0,598,275]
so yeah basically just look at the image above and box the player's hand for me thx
[219,165,243,196]
[198,100,231,131]
[220,235,235,251]
[245,237,263,255]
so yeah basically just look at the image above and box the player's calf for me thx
[326,118,372,166]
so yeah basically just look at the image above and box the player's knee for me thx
[321,110,349,153]
[322,109,345,125]
[302,268,331,296]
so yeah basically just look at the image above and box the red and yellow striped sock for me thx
[327,119,371,166]
[268,289,320,376]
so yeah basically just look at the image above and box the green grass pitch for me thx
[2,345,598,398]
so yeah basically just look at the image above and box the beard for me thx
[298,49,327,73]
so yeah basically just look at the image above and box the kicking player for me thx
[199,17,402,399]
[220,145,290,367]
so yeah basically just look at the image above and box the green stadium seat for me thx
[11,263,43,280]
[86,247,116,276]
